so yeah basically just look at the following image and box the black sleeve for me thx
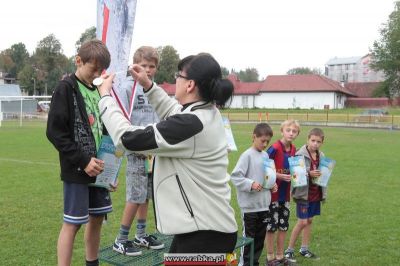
[121,113,203,151]
[46,82,91,169]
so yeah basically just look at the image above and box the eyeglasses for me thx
[174,72,189,80]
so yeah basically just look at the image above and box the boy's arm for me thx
[230,153,254,192]
[46,85,91,170]
[145,83,182,119]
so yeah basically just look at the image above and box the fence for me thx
[222,111,400,130]
[1,97,399,130]
[0,96,51,127]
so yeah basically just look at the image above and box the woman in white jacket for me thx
[98,53,238,253]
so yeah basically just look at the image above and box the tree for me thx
[155,45,180,84]
[371,1,400,97]
[75,27,97,53]
[0,50,15,74]
[9,43,29,77]
[287,67,321,75]
[221,66,229,78]
[17,64,36,95]
[236,68,259,82]
[31,34,69,95]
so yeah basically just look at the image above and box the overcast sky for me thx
[0,0,395,78]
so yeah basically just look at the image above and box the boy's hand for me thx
[129,64,153,90]
[84,157,104,177]
[309,170,321,178]
[98,73,115,97]
[277,173,291,182]
[109,179,119,192]
[251,181,263,192]
[271,183,278,193]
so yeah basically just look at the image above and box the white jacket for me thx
[99,83,237,235]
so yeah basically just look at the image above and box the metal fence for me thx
[1,98,399,130]
[222,111,400,130]
[0,96,51,127]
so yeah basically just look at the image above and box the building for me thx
[0,71,17,85]
[0,84,36,113]
[159,74,354,109]
[325,54,385,83]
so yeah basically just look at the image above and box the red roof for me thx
[159,82,176,95]
[227,74,260,95]
[345,82,381,97]
[261,74,354,95]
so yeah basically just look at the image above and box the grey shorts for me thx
[126,154,153,203]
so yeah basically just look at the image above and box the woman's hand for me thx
[129,64,153,90]
[98,73,115,97]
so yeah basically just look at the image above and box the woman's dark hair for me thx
[178,53,234,108]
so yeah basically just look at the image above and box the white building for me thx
[160,74,354,110]
[325,54,385,83]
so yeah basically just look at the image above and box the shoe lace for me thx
[123,240,134,248]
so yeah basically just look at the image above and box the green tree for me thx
[371,1,400,97]
[9,43,29,77]
[287,67,314,75]
[17,64,36,95]
[221,66,229,78]
[75,26,97,54]
[236,68,259,82]
[31,34,69,95]
[155,45,180,84]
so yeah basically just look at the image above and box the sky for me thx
[0,0,396,79]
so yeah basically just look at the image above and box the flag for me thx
[97,0,137,118]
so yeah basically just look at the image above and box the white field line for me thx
[0,157,58,166]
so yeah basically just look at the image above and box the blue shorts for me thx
[296,201,321,219]
[63,182,112,224]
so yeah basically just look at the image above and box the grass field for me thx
[0,122,399,265]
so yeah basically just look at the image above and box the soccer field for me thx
[0,122,399,265]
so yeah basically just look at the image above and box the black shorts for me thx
[266,201,290,232]
[63,182,112,224]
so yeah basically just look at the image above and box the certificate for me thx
[222,116,238,151]
[313,157,336,187]
[289,156,308,187]
[263,157,277,189]
[91,135,123,190]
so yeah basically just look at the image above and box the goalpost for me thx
[0,95,52,127]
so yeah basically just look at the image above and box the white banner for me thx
[96,0,137,118]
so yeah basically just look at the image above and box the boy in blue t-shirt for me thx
[266,119,300,265]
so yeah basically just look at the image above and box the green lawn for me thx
[0,122,399,265]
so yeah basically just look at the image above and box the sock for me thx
[117,224,131,242]
[86,259,99,266]
[286,247,295,253]
[300,246,308,252]
[136,219,146,238]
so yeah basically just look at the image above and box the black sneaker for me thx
[113,239,142,256]
[299,249,319,259]
[284,250,296,262]
[133,234,165,249]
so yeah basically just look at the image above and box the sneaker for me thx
[134,234,165,249]
[299,249,319,259]
[284,250,296,263]
[113,239,142,256]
